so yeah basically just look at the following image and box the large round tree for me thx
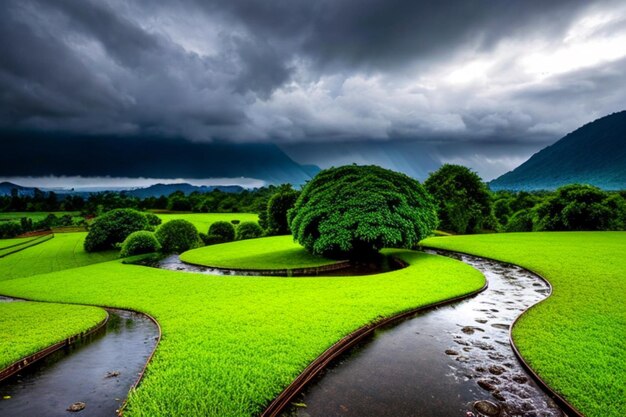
[424,164,492,234]
[288,165,438,259]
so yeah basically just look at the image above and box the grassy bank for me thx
[0,233,117,281]
[0,301,107,371]
[181,235,339,270]
[421,231,626,417]
[0,236,483,417]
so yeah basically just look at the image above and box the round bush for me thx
[120,231,160,257]
[155,219,199,253]
[84,209,150,252]
[145,213,162,227]
[208,221,236,243]
[266,190,299,235]
[289,165,438,259]
[235,221,264,240]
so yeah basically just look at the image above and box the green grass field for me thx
[0,234,53,258]
[0,233,117,281]
[0,301,106,370]
[154,213,258,234]
[181,235,340,270]
[0,212,81,222]
[0,236,40,250]
[0,236,483,417]
[421,232,626,417]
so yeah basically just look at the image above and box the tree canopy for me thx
[424,164,492,234]
[288,165,438,259]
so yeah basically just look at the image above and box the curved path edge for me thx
[423,247,586,417]
[261,278,489,417]
[0,302,109,383]
[179,256,351,276]
[0,294,163,417]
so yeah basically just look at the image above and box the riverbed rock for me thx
[512,374,528,384]
[488,365,506,375]
[445,349,459,356]
[105,371,120,378]
[477,379,498,392]
[473,400,501,416]
[461,326,484,334]
[491,323,509,330]
[67,402,86,412]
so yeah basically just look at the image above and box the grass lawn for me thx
[0,211,81,222]
[0,234,53,258]
[0,237,484,417]
[0,301,107,370]
[181,235,340,270]
[0,233,117,281]
[0,236,39,250]
[421,231,626,417]
[154,213,258,234]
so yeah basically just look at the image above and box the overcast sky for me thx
[1,0,625,180]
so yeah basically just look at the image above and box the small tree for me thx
[155,219,199,253]
[424,164,492,234]
[120,231,161,257]
[265,188,299,235]
[235,221,264,240]
[208,221,236,243]
[84,208,150,252]
[144,213,162,228]
[289,165,438,259]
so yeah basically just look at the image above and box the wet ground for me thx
[280,251,564,417]
[152,254,404,277]
[0,307,158,417]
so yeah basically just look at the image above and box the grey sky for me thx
[1,0,625,179]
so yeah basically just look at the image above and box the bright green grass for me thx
[421,232,626,417]
[181,235,340,270]
[0,211,81,222]
[0,233,117,281]
[0,237,38,250]
[0,238,484,417]
[0,301,107,370]
[0,235,52,258]
[155,213,258,234]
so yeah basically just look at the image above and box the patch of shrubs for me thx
[235,221,264,240]
[84,209,150,252]
[120,231,160,257]
[207,221,236,243]
[155,219,199,253]
[144,213,162,229]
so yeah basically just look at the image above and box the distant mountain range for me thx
[0,131,319,185]
[0,181,245,198]
[490,111,626,191]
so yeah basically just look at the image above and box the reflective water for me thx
[281,251,564,417]
[0,308,158,417]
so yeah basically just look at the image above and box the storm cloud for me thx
[1,0,625,178]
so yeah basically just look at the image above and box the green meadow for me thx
[0,231,483,417]
[422,232,626,417]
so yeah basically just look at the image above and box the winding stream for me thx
[280,251,564,417]
[0,303,158,417]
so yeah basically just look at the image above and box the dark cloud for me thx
[0,0,624,178]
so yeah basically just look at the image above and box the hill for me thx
[490,111,626,190]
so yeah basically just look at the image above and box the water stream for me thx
[280,251,564,417]
[0,304,158,417]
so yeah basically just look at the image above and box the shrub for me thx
[230,219,240,225]
[235,221,264,240]
[265,189,299,235]
[120,231,160,257]
[0,222,22,239]
[200,234,227,246]
[84,209,150,252]
[145,213,162,227]
[155,219,199,253]
[208,221,236,243]
[289,165,438,259]
[424,164,492,234]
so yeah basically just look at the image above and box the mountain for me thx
[0,181,36,196]
[490,111,626,190]
[0,131,319,185]
[126,183,244,198]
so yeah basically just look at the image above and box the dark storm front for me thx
[282,253,563,417]
[0,309,158,417]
